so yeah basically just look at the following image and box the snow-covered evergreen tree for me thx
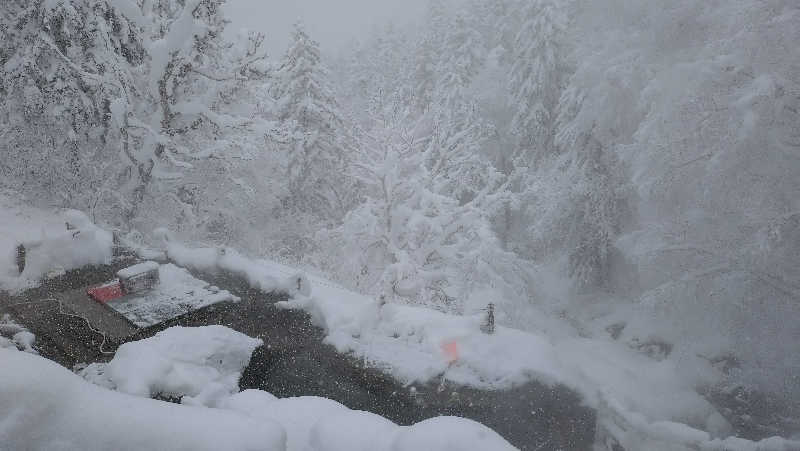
[508,0,568,164]
[271,23,356,221]
[410,0,451,113]
[121,0,269,226]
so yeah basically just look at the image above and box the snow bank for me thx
[277,282,725,431]
[69,325,518,450]
[0,191,113,292]
[221,390,517,451]
[0,348,287,451]
[3,345,517,451]
[83,326,262,405]
[166,242,310,298]
[108,263,239,327]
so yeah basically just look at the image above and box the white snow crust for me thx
[81,325,261,403]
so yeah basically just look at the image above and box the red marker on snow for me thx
[442,340,459,363]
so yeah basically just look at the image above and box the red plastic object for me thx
[441,340,460,363]
[88,281,124,304]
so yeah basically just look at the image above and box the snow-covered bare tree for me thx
[117,0,269,229]
[0,0,270,237]
[0,0,143,214]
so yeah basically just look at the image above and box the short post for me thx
[15,244,26,275]
[480,303,495,335]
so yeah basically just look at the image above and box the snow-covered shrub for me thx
[318,125,530,317]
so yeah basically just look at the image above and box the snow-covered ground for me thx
[161,241,800,450]
[0,190,113,292]
[2,327,517,451]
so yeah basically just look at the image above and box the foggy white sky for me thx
[223,0,429,57]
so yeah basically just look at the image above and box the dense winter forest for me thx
[1,0,799,446]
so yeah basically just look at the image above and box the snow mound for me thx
[0,191,113,292]
[107,263,239,327]
[223,392,352,451]
[308,409,399,451]
[391,416,517,451]
[4,347,518,451]
[86,326,262,404]
[221,390,516,451]
[0,348,287,451]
